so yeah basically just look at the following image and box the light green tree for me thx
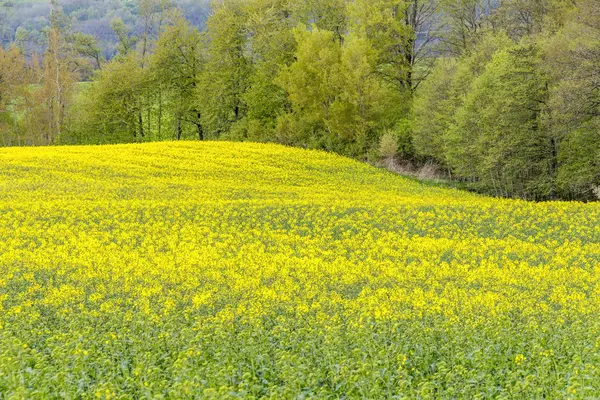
[70,32,104,71]
[347,0,412,91]
[292,0,348,43]
[449,43,552,198]
[412,58,457,164]
[275,25,342,148]
[439,0,492,55]
[242,0,297,140]
[68,56,146,144]
[200,0,251,137]
[413,32,513,168]
[544,0,600,198]
[37,0,77,145]
[0,45,33,146]
[110,18,137,58]
[150,10,205,140]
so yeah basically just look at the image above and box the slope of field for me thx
[0,142,599,398]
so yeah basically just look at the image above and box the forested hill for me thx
[0,0,210,58]
[1,0,600,202]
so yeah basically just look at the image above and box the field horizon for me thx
[1,141,600,398]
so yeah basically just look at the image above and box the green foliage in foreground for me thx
[1,142,600,398]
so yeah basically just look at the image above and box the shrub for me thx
[378,129,399,160]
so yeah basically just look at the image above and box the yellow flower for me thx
[515,354,526,364]
[0,141,599,395]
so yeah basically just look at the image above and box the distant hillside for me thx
[0,0,210,58]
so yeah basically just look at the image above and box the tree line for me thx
[415,0,600,200]
[0,0,599,201]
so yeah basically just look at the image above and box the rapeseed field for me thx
[1,141,599,398]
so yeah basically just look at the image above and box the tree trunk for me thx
[138,110,144,139]
[158,89,162,140]
[147,104,151,137]
[196,112,203,140]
